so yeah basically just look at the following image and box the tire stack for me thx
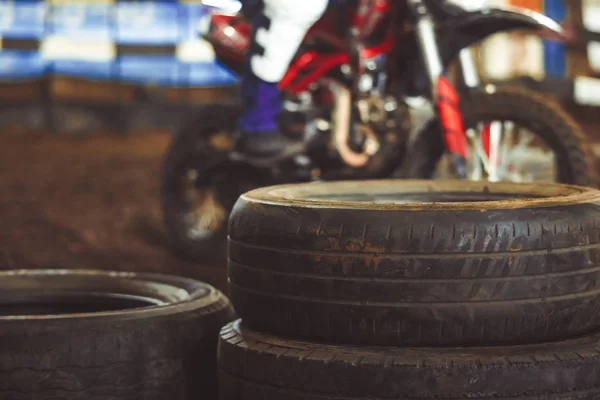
[219,180,600,399]
[0,270,235,400]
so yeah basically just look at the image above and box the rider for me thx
[234,0,330,160]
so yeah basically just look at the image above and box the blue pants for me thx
[239,66,282,134]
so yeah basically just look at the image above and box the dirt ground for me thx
[1,117,599,296]
[0,131,228,292]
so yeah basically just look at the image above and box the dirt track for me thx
[0,132,227,292]
[1,119,599,296]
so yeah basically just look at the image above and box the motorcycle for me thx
[162,0,599,264]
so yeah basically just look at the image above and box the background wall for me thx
[0,0,236,86]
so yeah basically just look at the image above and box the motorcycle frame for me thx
[204,0,564,173]
[284,1,563,167]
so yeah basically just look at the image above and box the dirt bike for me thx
[162,0,599,264]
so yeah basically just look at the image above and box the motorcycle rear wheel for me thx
[402,86,599,187]
[161,105,267,266]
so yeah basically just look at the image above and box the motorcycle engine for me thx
[282,84,411,176]
[354,95,412,154]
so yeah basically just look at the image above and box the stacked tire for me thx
[0,270,235,400]
[219,180,600,399]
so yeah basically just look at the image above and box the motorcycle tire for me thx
[401,86,599,187]
[161,104,267,266]
[228,180,600,346]
[219,320,600,400]
[0,269,235,400]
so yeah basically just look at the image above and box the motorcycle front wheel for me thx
[402,86,599,187]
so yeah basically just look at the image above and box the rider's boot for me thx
[232,130,304,162]
[232,69,304,164]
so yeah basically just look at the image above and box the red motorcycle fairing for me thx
[352,0,393,40]
[280,39,394,93]
[437,76,467,158]
[206,14,249,71]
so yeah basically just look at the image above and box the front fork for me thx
[459,48,502,182]
[407,0,468,178]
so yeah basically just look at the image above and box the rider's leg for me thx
[237,0,329,158]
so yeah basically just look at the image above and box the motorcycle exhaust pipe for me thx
[331,82,371,168]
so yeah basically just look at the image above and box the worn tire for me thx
[401,86,599,187]
[229,180,600,346]
[219,320,600,400]
[0,269,235,400]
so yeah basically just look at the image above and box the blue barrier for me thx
[0,49,45,79]
[116,2,191,45]
[0,0,238,87]
[0,1,206,43]
[0,0,45,39]
[118,55,236,86]
[48,3,111,39]
[543,0,566,78]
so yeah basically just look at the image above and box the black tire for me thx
[229,180,600,346]
[219,320,600,400]
[0,269,235,400]
[161,104,267,266]
[401,86,599,187]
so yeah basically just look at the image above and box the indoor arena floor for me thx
[0,131,228,292]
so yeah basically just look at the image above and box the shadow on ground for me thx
[0,132,227,292]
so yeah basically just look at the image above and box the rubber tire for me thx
[161,104,263,266]
[229,180,600,346]
[219,320,600,400]
[401,86,599,187]
[0,269,235,400]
